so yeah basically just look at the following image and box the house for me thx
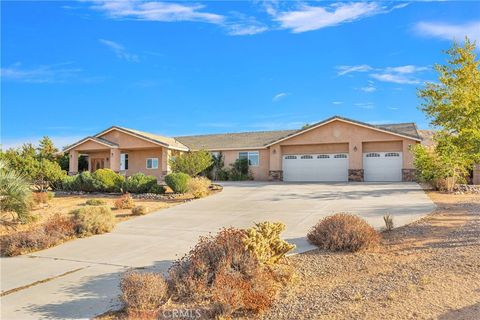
[65,115,423,182]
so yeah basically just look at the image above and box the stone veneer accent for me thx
[269,170,283,181]
[402,169,417,182]
[348,169,364,182]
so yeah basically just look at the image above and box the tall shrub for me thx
[0,161,32,223]
[92,169,125,192]
[169,150,213,176]
[165,173,190,193]
[125,173,157,193]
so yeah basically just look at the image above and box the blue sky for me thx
[1,1,479,149]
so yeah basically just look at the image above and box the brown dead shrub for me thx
[70,206,115,236]
[121,272,169,316]
[0,213,76,256]
[32,192,51,204]
[307,213,380,252]
[132,205,148,215]
[114,194,135,209]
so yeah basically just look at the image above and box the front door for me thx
[91,158,105,172]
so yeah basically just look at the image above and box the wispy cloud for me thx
[90,0,224,24]
[354,102,375,109]
[271,2,406,33]
[360,82,377,92]
[336,64,372,76]
[1,62,82,83]
[415,21,480,43]
[99,39,139,62]
[227,23,268,36]
[1,135,86,150]
[272,92,289,102]
[337,64,430,85]
[332,101,343,105]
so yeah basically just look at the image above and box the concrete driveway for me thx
[1,182,435,319]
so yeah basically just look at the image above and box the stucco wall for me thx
[72,140,113,152]
[100,130,161,149]
[124,148,164,180]
[362,141,402,152]
[282,143,349,155]
[269,120,418,171]
[219,149,270,180]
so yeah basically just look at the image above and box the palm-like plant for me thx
[0,161,32,224]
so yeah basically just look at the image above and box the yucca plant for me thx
[0,161,32,224]
[383,214,394,231]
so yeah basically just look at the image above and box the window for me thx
[300,155,313,159]
[211,151,220,158]
[334,154,347,158]
[146,158,159,169]
[366,153,381,158]
[317,154,330,159]
[239,151,259,166]
[385,152,400,157]
[285,155,297,159]
[120,153,128,170]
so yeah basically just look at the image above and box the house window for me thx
[284,155,297,159]
[146,158,159,169]
[211,151,220,158]
[120,153,129,170]
[366,153,381,158]
[317,154,330,159]
[301,155,313,159]
[334,154,347,158]
[239,151,259,166]
[385,152,400,157]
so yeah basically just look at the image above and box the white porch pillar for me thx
[110,148,121,172]
[69,150,79,175]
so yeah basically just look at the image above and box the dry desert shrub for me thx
[0,213,76,256]
[71,205,115,236]
[307,213,380,252]
[121,272,169,317]
[187,177,211,198]
[114,194,135,209]
[32,191,53,204]
[85,198,107,206]
[383,214,394,231]
[132,205,148,215]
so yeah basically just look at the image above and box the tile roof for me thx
[115,126,189,150]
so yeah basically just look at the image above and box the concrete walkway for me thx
[0,182,435,319]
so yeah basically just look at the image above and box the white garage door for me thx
[363,152,402,182]
[283,153,348,182]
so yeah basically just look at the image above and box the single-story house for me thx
[65,115,424,182]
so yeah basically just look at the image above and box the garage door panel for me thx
[283,154,348,182]
[363,152,402,182]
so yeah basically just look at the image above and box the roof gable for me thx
[64,137,118,152]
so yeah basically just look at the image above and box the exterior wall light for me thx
[353,146,358,152]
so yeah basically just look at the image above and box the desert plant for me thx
[169,150,213,176]
[227,158,251,181]
[32,192,51,204]
[307,213,380,252]
[114,194,135,209]
[0,213,76,256]
[383,214,394,231]
[120,272,169,315]
[92,169,125,192]
[169,227,258,300]
[0,161,32,224]
[148,184,165,194]
[132,205,148,215]
[71,206,115,236]
[125,173,158,194]
[85,198,107,206]
[243,221,296,265]
[164,173,190,193]
[187,176,211,198]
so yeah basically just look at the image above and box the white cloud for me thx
[354,102,375,109]
[384,65,429,74]
[415,21,480,43]
[1,63,82,83]
[1,135,85,151]
[272,2,405,33]
[370,73,420,84]
[360,84,376,92]
[336,64,372,76]
[389,107,399,110]
[90,0,224,24]
[99,39,139,62]
[332,101,343,105]
[273,92,288,102]
[227,24,268,36]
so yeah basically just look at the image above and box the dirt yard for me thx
[0,193,195,237]
[262,192,480,320]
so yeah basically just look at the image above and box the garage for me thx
[363,152,402,181]
[283,153,348,182]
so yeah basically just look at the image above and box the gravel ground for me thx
[262,192,480,320]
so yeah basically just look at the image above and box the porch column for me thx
[348,140,363,182]
[110,148,120,172]
[69,150,79,175]
[161,148,171,178]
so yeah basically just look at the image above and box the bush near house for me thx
[148,184,165,194]
[85,199,107,206]
[165,173,190,193]
[307,213,380,252]
[125,173,158,194]
[92,169,125,192]
[0,161,33,224]
[169,150,213,176]
[187,176,211,198]
[71,206,115,236]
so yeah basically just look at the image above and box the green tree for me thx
[415,37,480,188]
[38,136,58,161]
[169,150,213,176]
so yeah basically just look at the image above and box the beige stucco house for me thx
[65,116,423,182]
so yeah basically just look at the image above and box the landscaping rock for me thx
[453,184,480,194]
